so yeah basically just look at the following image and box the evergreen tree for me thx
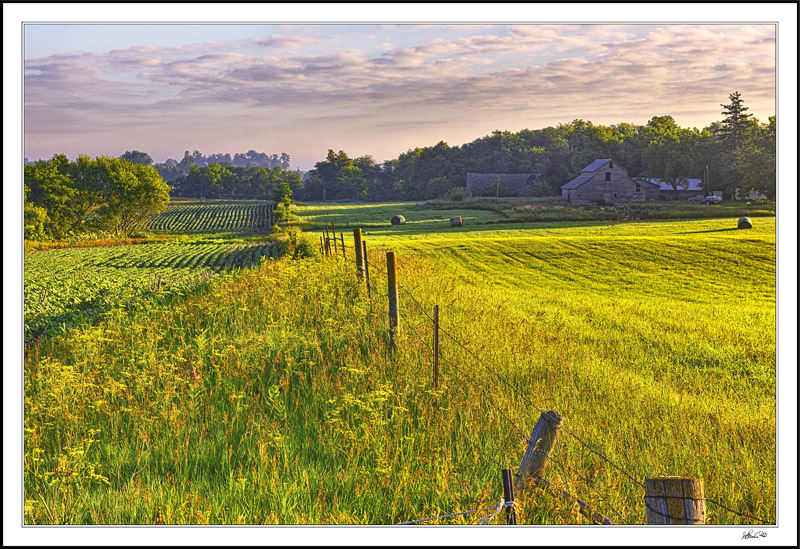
[716,91,753,153]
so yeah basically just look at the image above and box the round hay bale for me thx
[738,216,753,229]
[391,215,406,225]
[450,216,463,227]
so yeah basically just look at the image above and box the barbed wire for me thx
[364,253,647,490]
[326,243,772,526]
[396,501,515,525]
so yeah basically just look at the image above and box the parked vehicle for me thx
[688,195,721,204]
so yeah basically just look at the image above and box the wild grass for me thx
[23,214,776,525]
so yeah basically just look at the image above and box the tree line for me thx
[24,155,170,240]
[299,92,774,202]
[146,150,293,182]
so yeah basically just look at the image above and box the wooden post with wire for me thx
[387,250,399,352]
[325,227,331,257]
[515,411,563,495]
[645,477,706,525]
[363,240,371,298]
[340,233,345,258]
[353,228,364,280]
[331,223,338,257]
[433,305,439,389]
[502,469,517,525]
[319,236,324,256]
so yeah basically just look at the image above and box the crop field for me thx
[24,241,277,342]
[148,201,274,233]
[23,198,777,526]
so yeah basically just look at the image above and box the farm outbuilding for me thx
[636,178,705,200]
[561,159,659,204]
[466,172,540,198]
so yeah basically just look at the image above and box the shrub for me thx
[443,187,469,202]
[287,231,320,260]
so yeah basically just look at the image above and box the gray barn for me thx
[561,159,659,204]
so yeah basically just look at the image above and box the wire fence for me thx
[315,228,771,526]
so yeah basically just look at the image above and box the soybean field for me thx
[148,200,275,233]
[24,240,278,342]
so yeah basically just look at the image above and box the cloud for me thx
[24,24,776,162]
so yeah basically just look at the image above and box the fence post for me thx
[515,411,563,495]
[319,236,324,256]
[325,227,331,257]
[386,251,399,352]
[363,240,371,298]
[331,223,338,257]
[502,469,517,525]
[433,305,439,389]
[340,233,345,258]
[353,228,364,280]
[645,477,706,525]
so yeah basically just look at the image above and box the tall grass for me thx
[24,214,775,525]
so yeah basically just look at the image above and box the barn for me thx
[636,178,704,200]
[561,159,659,204]
[466,172,540,198]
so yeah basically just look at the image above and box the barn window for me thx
[605,172,611,181]
[609,161,613,168]
[613,193,617,198]
[636,182,641,192]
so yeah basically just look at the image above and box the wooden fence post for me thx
[331,223,338,257]
[645,477,706,525]
[340,233,345,258]
[502,469,517,525]
[353,228,364,280]
[433,305,439,389]
[362,240,371,298]
[325,227,331,257]
[515,411,563,495]
[386,251,399,352]
[319,236,324,256]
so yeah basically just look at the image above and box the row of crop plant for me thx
[24,241,279,341]
[148,202,274,233]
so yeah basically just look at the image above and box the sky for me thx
[22,20,778,171]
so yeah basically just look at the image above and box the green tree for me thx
[24,155,76,239]
[712,92,756,198]
[24,184,49,240]
[119,150,154,166]
[95,157,170,236]
[643,116,698,199]
[739,116,776,199]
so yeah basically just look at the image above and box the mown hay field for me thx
[23,202,776,525]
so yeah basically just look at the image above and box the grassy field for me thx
[23,200,776,525]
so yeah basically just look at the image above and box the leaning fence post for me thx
[340,232,345,258]
[353,228,364,280]
[319,236,324,256]
[433,305,439,389]
[325,227,331,257]
[502,469,517,525]
[363,240,371,298]
[515,411,563,495]
[645,477,706,525]
[386,251,399,352]
[331,223,338,257]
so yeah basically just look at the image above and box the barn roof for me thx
[580,159,614,173]
[561,173,593,190]
[639,178,704,191]
[465,172,539,196]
